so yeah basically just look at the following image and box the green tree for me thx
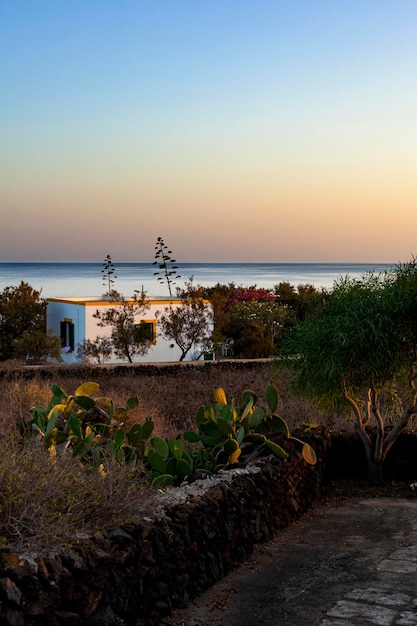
[12,329,62,363]
[203,282,236,346]
[205,283,293,358]
[226,318,271,358]
[0,282,50,361]
[228,300,291,356]
[276,260,417,484]
[157,279,213,361]
[274,281,326,321]
[93,290,151,363]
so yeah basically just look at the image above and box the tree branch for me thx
[363,387,372,427]
[371,386,384,463]
[383,402,417,457]
[343,383,372,457]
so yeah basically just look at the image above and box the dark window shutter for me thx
[69,323,75,350]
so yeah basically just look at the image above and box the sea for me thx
[0,262,396,299]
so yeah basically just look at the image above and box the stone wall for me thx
[0,359,274,382]
[0,436,328,626]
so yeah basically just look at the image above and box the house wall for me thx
[46,300,86,353]
[47,297,207,364]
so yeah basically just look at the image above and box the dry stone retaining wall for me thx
[0,437,328,626]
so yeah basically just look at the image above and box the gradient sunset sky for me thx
[2,1,417,263]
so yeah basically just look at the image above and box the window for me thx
[60,319,75,351]
[134,320,156,344]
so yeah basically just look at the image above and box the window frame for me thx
[60,319,75,352]
[134,320,156,345]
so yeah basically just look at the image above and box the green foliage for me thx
[274,281,326,321]
[76,336,113,364]
[142,382,316,488]
[278,271,411,403]
[146,437,193,488]
[0,282,54,361]
[183,382,316,474]
[276,258,417,483]
[82,255,151,364]
[229,300,290,342]
[12,329,62,363]
[225,318,273,358]
[157,278,213,361]
[22,379,315,491]
[205,282,326,359]
[93,290,151,363]
[23,382,155,466]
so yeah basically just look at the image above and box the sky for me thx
[1,0,417,263]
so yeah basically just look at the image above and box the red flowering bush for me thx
[224,286,276,311]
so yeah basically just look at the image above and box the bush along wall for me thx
[0,434,328,626]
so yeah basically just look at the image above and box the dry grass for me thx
[0,438,151,553]
[0,362,338,438]
[0,361,339,553]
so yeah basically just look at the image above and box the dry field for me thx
[0,360,338,438]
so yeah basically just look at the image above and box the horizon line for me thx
[0,260,398,265]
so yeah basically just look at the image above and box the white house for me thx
[46,295,209,364]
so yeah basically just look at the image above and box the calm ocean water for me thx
[0,262,395,299]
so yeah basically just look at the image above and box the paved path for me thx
[164,497,417,626]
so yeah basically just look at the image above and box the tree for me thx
[76,337,113,364]
[93,290,151,363]
[12,329,62,363]
[157,279,213,361]
[225,318,271,359]
[276,260,417,484]
[152,236,181,296]
[228,300,291,358]
[0,282,49,361]
[204,282,237,347]
[274,281,326,321]
[205,283,292,358]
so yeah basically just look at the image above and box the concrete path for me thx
[163,497,417,626]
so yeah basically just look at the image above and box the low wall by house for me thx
[0,358,274,381]
[0,436,328,626]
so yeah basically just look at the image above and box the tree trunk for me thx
[179,347,190,361]
[367,457,384,485]
[347,386,417,485]
[354,420,385,484]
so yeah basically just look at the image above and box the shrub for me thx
[0,438,151,552]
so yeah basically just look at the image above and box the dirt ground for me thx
[161,482,417,626]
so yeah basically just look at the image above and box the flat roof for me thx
[47,295,183,305]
